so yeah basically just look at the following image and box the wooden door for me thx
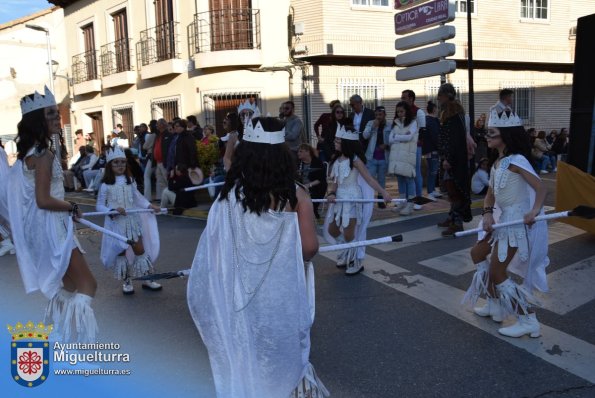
[209,0,252,51]
[154,0,175,61]
[81,24,97,79]
[88,111,104,151]
[112,9,130,72]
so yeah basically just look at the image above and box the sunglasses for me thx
[486,133,501,139]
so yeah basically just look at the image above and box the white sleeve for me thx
[96,184,110,212]
[132,184,150,208]
[416,109,426,128]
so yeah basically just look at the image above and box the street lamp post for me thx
[25,24,60,160]
[25,24,54,93]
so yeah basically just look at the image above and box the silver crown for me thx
[243,119,285,145]
[20,85,56,115]
[487,108,523,128]
[237,99,260,117]
[335,123,359,141]
[106,146,126,163]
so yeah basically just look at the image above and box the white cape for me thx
[187,193,327,398]
[0,147,9,220]
[322,174,375,260]
[478,154,549,292]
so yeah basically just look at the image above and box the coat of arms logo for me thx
[7,321,52,387]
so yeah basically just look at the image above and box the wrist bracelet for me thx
[68,201,79,216]
[481,206,494,216]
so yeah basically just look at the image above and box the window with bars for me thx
[151,97,180,122]
[502,86,534,125]
[112,106,134,143]
[521,0,548,20]
[352,0,389,7]
[203,92,260,136]
[455,0,475,14]
[338,79,384,114]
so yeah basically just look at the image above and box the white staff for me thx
[454,206,595,238]
[312,198,407,204]
[134,234,405,281]
[83,208,167,217]
[76,218,133,245]
[184,181,225,192]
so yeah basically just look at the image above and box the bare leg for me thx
[63,248,97,297]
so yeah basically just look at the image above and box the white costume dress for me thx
[463,155,549,314]
[0,147,12,246]
[323,157,375,263]
[96,175,160,279]
[187,191,328,398]
[8,146,97,343]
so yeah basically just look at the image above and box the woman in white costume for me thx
[8,87,98,343]
[0,144,15,256]
[96,146,162,295]
[187,117,329,398]
[462,109,549,338]
[324,122,392,275]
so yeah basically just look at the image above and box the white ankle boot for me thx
[473,298,504,322]
[0,238,15,256]
[399,202,414,216]
[498,313,540,338]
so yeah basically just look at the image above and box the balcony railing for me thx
[192,8,261,53]
[137,21,180,67]
[101,38,133,76]
[72,50,99,84]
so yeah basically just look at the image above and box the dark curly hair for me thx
[488,125,534,168]
[219,117,297,215]
[16,95,52,160]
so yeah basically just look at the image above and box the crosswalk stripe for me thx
[418,222,585,277]
[536,255,595,315]
[316,250,595,384]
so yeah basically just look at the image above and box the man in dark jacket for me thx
[349,94,375,150]
[168,119,198,177]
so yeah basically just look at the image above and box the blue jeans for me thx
[537,156,551,172]
[425,154,439,194]
[366,158,387,190]
[414,146,423,197]
[397,175,415,200]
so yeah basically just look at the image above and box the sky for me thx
[0,0,52,25]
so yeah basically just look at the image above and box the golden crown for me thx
[7,321,53,341]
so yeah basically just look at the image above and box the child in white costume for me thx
[323,123,391,275]
[188,117,328,398]
[8,87,98,343]
[96,146,162,295]
[462,109,549,338]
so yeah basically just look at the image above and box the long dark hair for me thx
[393,101,414,128]
[219,117,297,215]
[333,123,366,170]
[102,158,133,185]
[488,125,534,168]
[16,96,51,159]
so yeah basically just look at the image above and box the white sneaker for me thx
[142,280,162,291]
[336,258,347,268]
[473,298,504,322]
[539,170,548,174]
[122,279,134,295]
[0,239,15,256]
[498,313,540,338]
[413,204,423,211]
[428,191,443,199]
[392,202,406,212]
[82,187,94,192]
[344,260,364,276]
[553,168,557,172]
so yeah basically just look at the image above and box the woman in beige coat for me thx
[388,101,418,215]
